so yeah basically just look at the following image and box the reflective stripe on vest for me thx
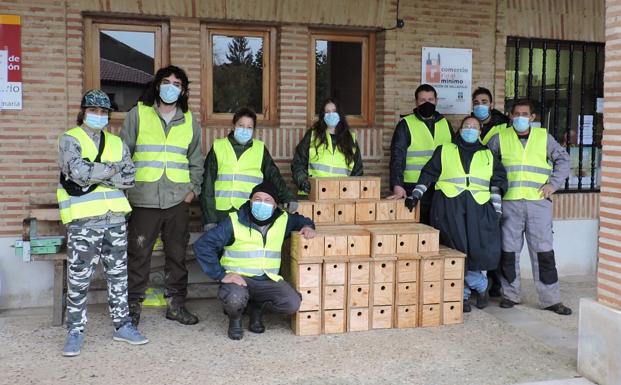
[404,114,452,183]
[499,126,552,200]
[56,127,132,224]
[133,102,193,183]
[481,123,506,145]
[221,211,288,281]
[435,143,493,205]
[299,130,357,195]
[213,138,265,211]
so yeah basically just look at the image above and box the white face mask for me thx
[84,113,108,129]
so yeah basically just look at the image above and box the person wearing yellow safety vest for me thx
[194,181,315,340]
[388,84,453,224]
[201,107,296,228]
[120,66,204,326]
[57,90,148,357]
[486,99,572,316]
[405,116,507,313]
[291,98,363,195]
[471,86,511,146]
[471,86,511,298]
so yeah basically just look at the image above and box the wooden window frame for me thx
[201,24,277,125]
[308,30,376,127]
[84,17,169,122]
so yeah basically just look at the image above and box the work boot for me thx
[166,305,199,325]
[499,298,517,308]
[247,302,266,334]
[129,302,141,327]
[544,302,572,315]
[474,289,489,309]
[227,315,244,340]
[463,299,472,313]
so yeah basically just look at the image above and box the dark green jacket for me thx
[201,132,294,224]
[291,129,363,193]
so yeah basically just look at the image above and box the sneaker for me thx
[113,323,149,345]
[544,302,572,315]
[463,299,472,313]
[499,298,517,308]
[62,329,84,357]
[166,305,199,325]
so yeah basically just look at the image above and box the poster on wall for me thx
[421,47,472,114]
[0,15,22,110]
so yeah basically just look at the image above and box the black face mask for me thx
[417,102,436,118]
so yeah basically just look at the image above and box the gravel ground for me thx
[0,276,595,385]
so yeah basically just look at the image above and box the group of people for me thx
[56,64,571,356]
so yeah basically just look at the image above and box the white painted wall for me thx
[0,219,600,309]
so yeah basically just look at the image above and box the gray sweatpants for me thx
[65,225,131,331]
[499,199,561,308]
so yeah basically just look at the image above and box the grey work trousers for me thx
[218,277,302,317]
[499,199,561,307]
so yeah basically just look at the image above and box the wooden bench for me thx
[23,204,196,327]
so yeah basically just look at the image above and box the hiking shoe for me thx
[247,302,266,334]
[113,323,149,345]
[166,305,199,325]
[228,316,244,340]
[463,299,472,313]
[474,289,489,309]
[62,329,84,357]
[499,298,517,308]
[544,302,572,315]
[129,302,141,327]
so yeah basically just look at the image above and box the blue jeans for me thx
[464,270,488,300]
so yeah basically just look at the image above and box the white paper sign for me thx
[596,98,604,114]
[421,47,472,114]
[577,115,593,145]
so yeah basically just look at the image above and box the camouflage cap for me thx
[81,89,111,110]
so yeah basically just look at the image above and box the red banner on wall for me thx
[0,15,22,109]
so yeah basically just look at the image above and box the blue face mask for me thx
[84,113,108,130]
[323,112,340,127]
[234,127,253,144]
[251,201,274,221]
[473,105,490,120]
[159,83,181,104]
[460,128,480,143]
[512,116,530,133]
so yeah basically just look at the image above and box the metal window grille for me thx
[505,37,604,192]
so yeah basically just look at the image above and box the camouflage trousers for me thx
[65,224,131,331]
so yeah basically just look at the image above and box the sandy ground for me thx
[0,276,596,385]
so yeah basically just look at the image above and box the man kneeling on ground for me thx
[194,181,315,339]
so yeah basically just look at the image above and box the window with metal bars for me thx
[505,37,604,192]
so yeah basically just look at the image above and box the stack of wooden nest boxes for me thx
[288,176,466,336]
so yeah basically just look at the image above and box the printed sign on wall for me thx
[421,47,472,114]
[0,15,22,110]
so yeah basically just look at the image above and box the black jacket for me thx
[475,108,510,140]
[389,109,453,190]
[201,132,295,224]
[193,201,314,281]
[291,129,363,193]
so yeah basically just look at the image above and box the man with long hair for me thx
[120,65,204,326]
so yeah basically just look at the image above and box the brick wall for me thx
[598,0,621,310]
[0,0,604,236]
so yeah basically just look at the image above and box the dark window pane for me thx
[212,35,263,113]
[315,40,362,115]
[99,30,155,112]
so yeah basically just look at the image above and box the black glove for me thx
[405,196,419,212]
[301,180,311,194]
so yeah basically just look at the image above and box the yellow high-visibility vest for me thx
[132,102,193,183]
[213,138,264,211]
[435,143,493,205]
[481,123,506,145]
[403,114,452,183]
[220,211,288,282]
[57,127,131,224]
[299,130,357,195]
[499,126,552,200]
